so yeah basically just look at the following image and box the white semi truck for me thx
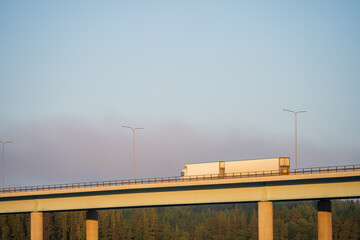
[181,157,290,178]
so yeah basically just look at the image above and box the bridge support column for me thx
[31,212,43,240]
[86,210,99,240]
[318,200,332,240]
[258,201,273,240]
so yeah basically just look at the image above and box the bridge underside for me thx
[1,172,360,214]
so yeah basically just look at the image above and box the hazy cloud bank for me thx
[0,117,358,187]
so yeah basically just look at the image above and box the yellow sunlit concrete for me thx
[318,200,332,240]
[31,212,43,240]
[258,201,273,240]
[0,171,359,214]
[86,210,99,240]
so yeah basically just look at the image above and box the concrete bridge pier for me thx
[318,199,332,240]
[31,211,43,240]
[86,210,99,240]
[258,201,273,240]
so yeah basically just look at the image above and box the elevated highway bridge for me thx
[1,164,360,240]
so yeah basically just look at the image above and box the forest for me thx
[0,200,359,240]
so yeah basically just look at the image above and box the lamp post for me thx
[0,140,13,191]
[122,126,144,181]
[283,109,307,171]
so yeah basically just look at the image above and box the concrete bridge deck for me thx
[1,165,359,240]
[1,170,359,214]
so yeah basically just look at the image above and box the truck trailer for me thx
[181,157,290,178]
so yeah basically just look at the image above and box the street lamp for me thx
[283,109,307,171]
[122,126,144,181]
[0,140,13,191]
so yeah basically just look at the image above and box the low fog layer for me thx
[1,117,358,188]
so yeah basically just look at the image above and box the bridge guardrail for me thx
[2,164,360,193]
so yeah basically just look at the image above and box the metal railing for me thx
[2,164,360,193]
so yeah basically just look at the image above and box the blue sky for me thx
[0,1,359,187]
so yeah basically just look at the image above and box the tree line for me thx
[0,200,359,239]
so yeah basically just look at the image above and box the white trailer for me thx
[181,157,290,178]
